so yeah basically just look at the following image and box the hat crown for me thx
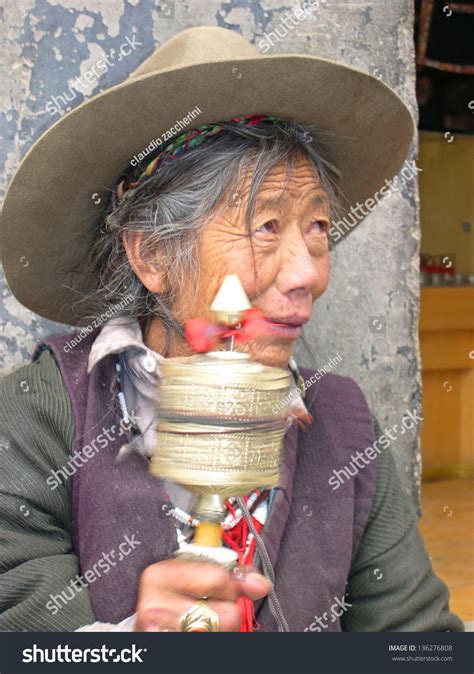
[131,26,259,79]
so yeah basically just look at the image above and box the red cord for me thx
[221,494,267,632]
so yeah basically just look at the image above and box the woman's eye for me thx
[255,219,278,235]
[310,219,329,234]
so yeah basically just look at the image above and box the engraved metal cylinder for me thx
[150,351,291,498]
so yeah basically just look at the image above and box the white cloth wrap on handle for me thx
[75,613,137,632]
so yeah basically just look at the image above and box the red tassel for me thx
[185,319,222,352]
[184,309,272,353]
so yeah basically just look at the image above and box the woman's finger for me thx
[135,593,242,632]
[139,559,272,602]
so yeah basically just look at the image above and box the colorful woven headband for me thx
[114,114,283,207]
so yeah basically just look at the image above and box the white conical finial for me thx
[211,274,251,325]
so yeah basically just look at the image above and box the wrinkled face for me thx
[171,153,331,368]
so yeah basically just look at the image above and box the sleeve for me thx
[341,417,464,632]
[0,349,96,631]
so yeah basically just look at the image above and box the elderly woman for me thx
[0,26,463,633]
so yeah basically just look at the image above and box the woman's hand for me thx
[135,559,272,631]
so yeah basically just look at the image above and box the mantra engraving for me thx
[160,384,287,417]
[155,431,284,472]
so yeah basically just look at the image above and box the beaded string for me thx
[163,490,265,531]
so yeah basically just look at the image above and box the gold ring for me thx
[179,599,220,632]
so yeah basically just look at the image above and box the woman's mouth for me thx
[268,320,305,340]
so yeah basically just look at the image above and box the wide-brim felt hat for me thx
[0,25,415,326]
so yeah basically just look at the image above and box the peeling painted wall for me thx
[0,1,420,501]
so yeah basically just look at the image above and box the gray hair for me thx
[72,118,343,352]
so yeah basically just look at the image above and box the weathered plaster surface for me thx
[0,1,420,501]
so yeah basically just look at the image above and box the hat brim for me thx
[0,54,415,325]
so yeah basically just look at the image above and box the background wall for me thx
[419,131,474,276]
[0,0,420,502]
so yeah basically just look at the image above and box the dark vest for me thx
[34,330,377,631]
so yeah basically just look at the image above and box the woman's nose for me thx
[276,238,320,295]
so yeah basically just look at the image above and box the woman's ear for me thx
[122,231,168,294]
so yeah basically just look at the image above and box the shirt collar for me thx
[87,316,163,374]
